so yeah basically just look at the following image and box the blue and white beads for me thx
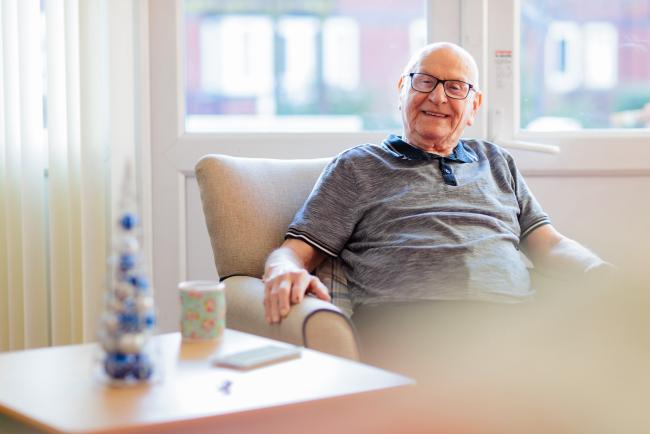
[99,208,157,385]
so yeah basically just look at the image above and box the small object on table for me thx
[212,345,302,370]
[218,380,233,395]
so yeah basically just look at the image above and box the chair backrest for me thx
[195,154,331,279]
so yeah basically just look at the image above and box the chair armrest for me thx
[223,276,360,361]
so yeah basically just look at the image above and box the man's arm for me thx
[521,224,614,281]
[263,238,329,324]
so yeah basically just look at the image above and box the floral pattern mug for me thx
[179,281,226,340]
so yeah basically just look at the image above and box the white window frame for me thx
[478,0,650,174]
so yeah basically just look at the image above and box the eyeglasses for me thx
[407,72,475,100]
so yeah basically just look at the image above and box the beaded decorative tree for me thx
[97,165,157,385]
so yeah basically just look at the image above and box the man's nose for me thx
[428,81,447,103]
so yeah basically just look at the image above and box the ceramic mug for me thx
[179,281,226,341]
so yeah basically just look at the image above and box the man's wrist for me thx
[263,261,302,281]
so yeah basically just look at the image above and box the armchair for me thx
[195,155,360,360]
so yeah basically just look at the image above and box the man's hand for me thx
[262,239,329,324]
[263,266,330,324]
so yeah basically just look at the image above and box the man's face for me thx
[398,47,482,156]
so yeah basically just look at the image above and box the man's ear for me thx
[465,90,483,126]
[397,76,406,110]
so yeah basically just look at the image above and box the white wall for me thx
[527,176,650,277]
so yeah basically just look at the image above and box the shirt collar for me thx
[382,134,477,163]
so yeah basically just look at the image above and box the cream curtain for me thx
[0,0,144,351]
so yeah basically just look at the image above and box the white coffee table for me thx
[0,330,412,434]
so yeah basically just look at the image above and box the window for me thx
[520,0,650,130]
[183,0,426,133]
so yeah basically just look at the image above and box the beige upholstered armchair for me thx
[195,155,360,360]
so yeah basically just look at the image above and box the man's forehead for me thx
[419,49,473,74]
[408,44,479,84]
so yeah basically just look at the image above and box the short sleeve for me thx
[504,152,551,240]
[286,152,363,257]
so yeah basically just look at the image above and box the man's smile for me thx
[422,110,449,118]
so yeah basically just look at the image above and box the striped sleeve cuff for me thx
[520,218,551,240]
[286,229,339,258]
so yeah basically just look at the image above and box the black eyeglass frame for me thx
[407,72,475,100]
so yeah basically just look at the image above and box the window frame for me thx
[478,0,650,174]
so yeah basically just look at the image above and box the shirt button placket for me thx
[439,159,457,186]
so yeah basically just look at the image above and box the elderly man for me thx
[262,43,609,369]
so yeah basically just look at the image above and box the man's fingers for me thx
[308,276,331,301]
[270,285,281,323]
[264,272,326,324]
[270,278,290,323]
[263,276,282,324]
[278,278,293,317]
[263,280,273,323]
[290,271,311,305]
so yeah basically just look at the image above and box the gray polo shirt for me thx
[287,135,550,306]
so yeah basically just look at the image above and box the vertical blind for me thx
[0,0,143,351]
